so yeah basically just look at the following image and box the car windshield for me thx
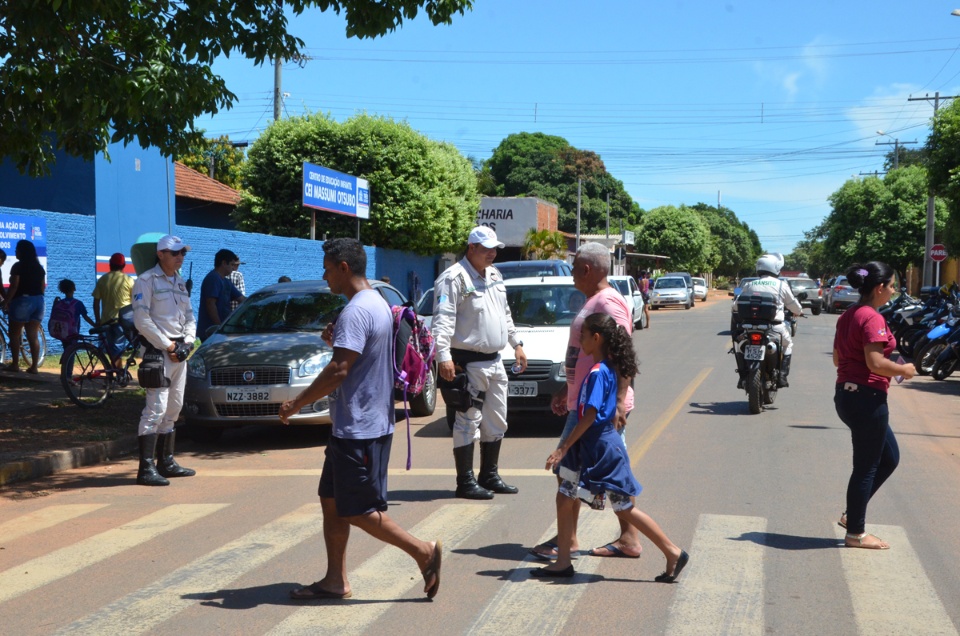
[416,288,434,316]
[506,284,585,326]
[220,291,346,334]
[498,261,572,280]
[655,278,685,289]
[693,278,706,286]
[789,279,818,290]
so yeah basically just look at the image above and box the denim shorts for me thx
[318,433,392,517]
[9,295,44,324]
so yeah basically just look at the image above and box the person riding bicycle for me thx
[740,253,803,387]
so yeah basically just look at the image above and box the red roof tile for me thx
[174,162,242,206]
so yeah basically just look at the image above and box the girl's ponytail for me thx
[583,313,639,379]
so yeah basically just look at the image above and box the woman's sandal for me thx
[845,532,890,550]
[837,513,847,529]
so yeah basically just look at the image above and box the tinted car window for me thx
[377,285,406,307]
[507,284,585,326]
[416,288,434,316]
[498,261,572,279]
[610,279,630,295]
[654,278,685,289]
[221,291,345,334]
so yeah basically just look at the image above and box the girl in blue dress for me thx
[534,313,689,582]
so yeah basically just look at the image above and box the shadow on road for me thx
[899,379,959,396]
[689,401,748,416]
[732,531,842,551]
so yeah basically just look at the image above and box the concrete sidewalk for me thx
[0,367,138,487]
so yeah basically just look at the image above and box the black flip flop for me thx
[289,582,352,600]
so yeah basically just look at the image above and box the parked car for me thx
[607,275,647,329]
[825,275,860,313]
[649,276,693,310]
[496,259,573,280]
[184,279,436,441]
[730,276,760,333]
[416,286,434,328]
[664,271,696,307]
[781,277,822,315]
[692,277,708,302]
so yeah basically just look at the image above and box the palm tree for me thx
[523,228,567,260]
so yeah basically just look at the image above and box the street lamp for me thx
[952,9,960,16]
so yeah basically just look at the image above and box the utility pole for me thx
[908,92,960,287]
[875,136,916,170]
[576,179,582,250]
[273,0,283,122]
[605,192,610,239]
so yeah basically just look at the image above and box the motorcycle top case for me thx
[737,292,778,323]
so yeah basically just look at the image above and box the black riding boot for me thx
[778,354,792,388]
[478,439,518,494]
[156,430,196,478]
[137,434,170,486]
[453,443,493,500]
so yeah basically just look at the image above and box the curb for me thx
[0,435,139,487]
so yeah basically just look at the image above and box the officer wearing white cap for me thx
[131,234,197,486]
[432,226,527,499]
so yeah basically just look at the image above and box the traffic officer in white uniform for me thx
[432,226,528,499]
[132,235,197,486]
[741,253,803,387]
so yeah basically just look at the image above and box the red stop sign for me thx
[930,244,948,262]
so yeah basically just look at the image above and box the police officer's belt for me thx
[450,349,499,364]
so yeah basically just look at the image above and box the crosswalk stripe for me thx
[0,504,109,543]
[834,524,958,636]
[197,468,552,478]
[267,503,502,636]
[665,514,766,636]
[465,508,618,636]
[0,504,226,605]
[57,503,323,635]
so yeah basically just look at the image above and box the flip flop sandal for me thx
[529,541,559,561]
[588,542,641,559]
[837,513,847,529]
[845,533,890,550]
[422,539,443,599]
[289,581,352,600]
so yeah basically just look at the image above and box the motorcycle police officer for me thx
[740,253,803,387]
[432,226,527,499]
[132,235,197,486]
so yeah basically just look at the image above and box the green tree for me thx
[176,135,246,190]
[235,113,477,255]
[820,167,946,275]
[634,205,713,273]
[485,132,636,234]
[925,99,960,254]
[0,0,473,176]
[689,203,757,277]
[522,229,567,260]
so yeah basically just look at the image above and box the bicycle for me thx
[60,322,140,407]
[0,308,47,369]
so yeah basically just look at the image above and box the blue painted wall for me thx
[0,149,96,216]
[1,207,437,356]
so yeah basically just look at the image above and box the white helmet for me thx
[756,253,784,276]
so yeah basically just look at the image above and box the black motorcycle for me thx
[731,291,805,414]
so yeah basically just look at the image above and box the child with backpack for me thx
[535,312,689,582]
[48,279,95,343]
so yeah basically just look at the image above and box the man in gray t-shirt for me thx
[279,238,442,601]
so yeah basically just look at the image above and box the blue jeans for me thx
[834,383,899,535]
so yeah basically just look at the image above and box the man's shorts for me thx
[9,295,44,324]
[319,433,393,517]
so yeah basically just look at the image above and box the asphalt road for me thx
[1,297,958,635]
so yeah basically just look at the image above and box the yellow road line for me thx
[0,504,226,605]
[197,468,551,478]
[629,367,713,465]
[0,504,108,544]
[268,504,503,636]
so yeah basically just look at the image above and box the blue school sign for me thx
[302,163,370,219]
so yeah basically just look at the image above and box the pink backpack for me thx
[391,304,436,469]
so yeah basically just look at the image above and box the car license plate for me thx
[508,382,538,397]
[744,345,765,361]
[225,388,272,402]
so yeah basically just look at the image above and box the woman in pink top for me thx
[833,262,915,550]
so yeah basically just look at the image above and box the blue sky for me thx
[197,1,960,255]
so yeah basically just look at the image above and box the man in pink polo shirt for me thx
[530,241,642,561]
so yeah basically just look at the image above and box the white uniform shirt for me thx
[741,276,803,322]
[132,264,197,351]
[432,258,521,363]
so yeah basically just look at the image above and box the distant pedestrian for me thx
[833,262,916,549]
[2,240,45,373]
[0,248,7,302]
[55,279,96,334]
[279,238,442,600]
[228,259,245,312]
[197,249,245,339]
[93,252,134,367]
[380,276,391,284]
[638,270,651,328]
[536,313,688,582]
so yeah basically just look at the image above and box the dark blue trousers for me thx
[834,384,899,535]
